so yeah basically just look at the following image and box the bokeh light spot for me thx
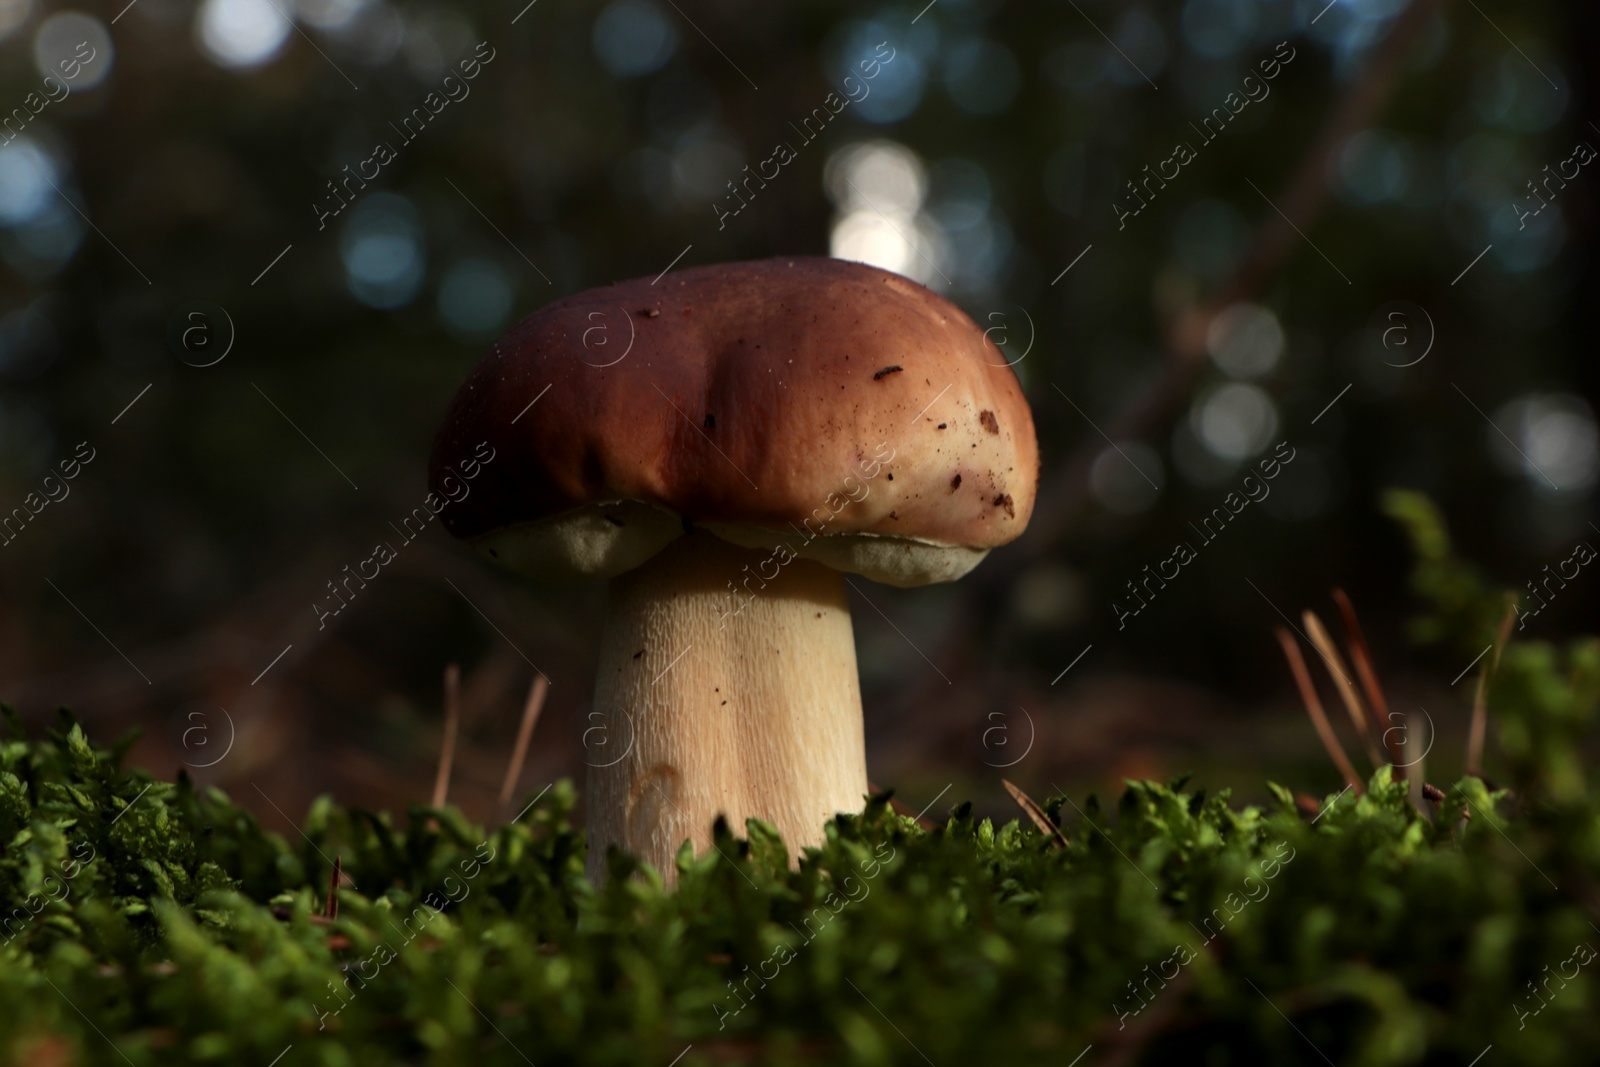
[1337,129,1414,205]
[295,0,368,31]
[834,22,926,124]
[826,140,952,286]
[340,193,426,310]
[0,139,56,226]
[34,11,113,89]
[1489,393,1598,492]
[1106,10,1167,86]
[943,39,1020,117]
[2,199,84,278]
[1192,382,1279,460]
[196,0,292,69]
[1180,0,1257,61]
[592,0,677,79]
[0,0,32,44]
[826,140,926,217]
[437,258,513,338]
[1090,442,1164,515]
[1206,303,1284,380]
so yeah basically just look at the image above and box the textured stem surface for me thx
[587,530,866,881]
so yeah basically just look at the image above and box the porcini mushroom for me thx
[430,257,1037,881]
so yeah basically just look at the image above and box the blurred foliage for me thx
[1385,486,1600,804]
[1382,487,1510,651]
[1,502,1599,1065]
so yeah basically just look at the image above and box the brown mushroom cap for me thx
[429,256,1039,587]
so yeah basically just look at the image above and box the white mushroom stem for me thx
[586,529,867,882]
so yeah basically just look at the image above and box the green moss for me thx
[0,724,1594,1066]
[0,503,1597,1065]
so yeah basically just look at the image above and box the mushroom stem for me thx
[587,529,867,882]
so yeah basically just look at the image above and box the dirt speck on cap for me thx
[979,410,1000,435]
[873,365,903,380]
[993,492,1014,517]
[951,474,962,490]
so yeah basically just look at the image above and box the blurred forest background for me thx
[0,0,1593,832]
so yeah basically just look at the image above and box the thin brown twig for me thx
[1002,779,1069,849]
[431,663,461,810]
[1301,609,1382,771]
[1467,597,1518,777]
[1331,588,1399,773]
[1275,627,1363,795]
[326,855,341,921]
[499,674,549,816]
